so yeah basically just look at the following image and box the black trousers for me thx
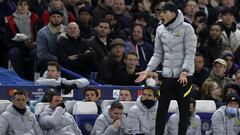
[155,76,192,135]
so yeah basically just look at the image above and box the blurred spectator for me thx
[221,50,239,78]
[210,93,240,134]
[28,0,48,16]
[0,90,43,135]
[183,0,199,24]
[203,58,232,92]
[145,71,160,87]
[63,0,78,17]
[36,9,66,74]
[39,92,82,134]
[87,19,111,69]
[97,38,125,84]
[113,52,142,86]
[118,88,132,101]
[76,7,95,41]
[235,70,240,83]
[5,0,39,80]
[133,13,155,43]
[104,12,128,40]
[83,87,102,114]
[200,23,226,68]
[91,101,128,135]
[215,0,238,20]
[91,0,113,26]
[165,98,201,135]
[218,8,240,52]
[197,0,217,25]
[36,61,89,94]
[201,80,223,107]
[112,0,133,31]
[128,86,157,135]
[57,22,96,78]
[41,0,75,26]
[125,24,154,70]
[193,53,210,96]
[192,11,209,50]
[223,82,240,101]
[0,0,16,25]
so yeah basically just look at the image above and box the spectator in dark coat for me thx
[87,19,111,70]
[113,52,142,86]
[200,23,226,68]
[193,53,210,99]
[221,50,239,78]
[57,22,96,78]
[91,0,113,26]
[125,24,154,70]
[97,38,125,84]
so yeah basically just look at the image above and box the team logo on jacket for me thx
[174,30,181,36]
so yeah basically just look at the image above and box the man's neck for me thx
[113,55,123,62]
[126,67,135,74]
[98,36,107,44]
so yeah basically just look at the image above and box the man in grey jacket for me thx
[91,101,128,135]
[0,90,43,135]
[135,2,197,135]
[127,86,158,135]
[39,92,82,135]
[165,98,201,135]
[210,93,240,135]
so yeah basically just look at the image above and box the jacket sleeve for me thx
[32,114,43,135]
[61,78,89,88]
[166,114,179,135]
[36,30,58,61]
[182,24,197,73]
[39,107,65,129]
[35,77,61,87]
[91,117,118,135]
[211,110,226,135]
[0,114,8,135]
[195,116,201,135]
[70,115,82,135]
[127,107,140,133]
[146,26,163,72]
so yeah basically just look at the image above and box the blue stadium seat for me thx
[196,100,216,134]
[73,102,98,135]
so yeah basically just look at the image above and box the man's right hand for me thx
[113,119,121,128]
[135,71,149,83]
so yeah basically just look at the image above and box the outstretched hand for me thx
[135,71,149,83]
[177,71,188,85]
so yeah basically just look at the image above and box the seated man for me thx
[0,90,43,135]
[118,88,132,101]
[83,87,102,114]
[127,86,158,135]
[210,93,240,134]
[39,91,82,135]
[165,98,201,135]
[36,61,89,94]
[91,101,128,135]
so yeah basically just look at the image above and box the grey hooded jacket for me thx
[91,109,128,135]
[0,104,43,135]
[211,106,240,135]
[39,106,82,135]
[127,96,157,135]
[165,111,201,135]
[146,10,197,77]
